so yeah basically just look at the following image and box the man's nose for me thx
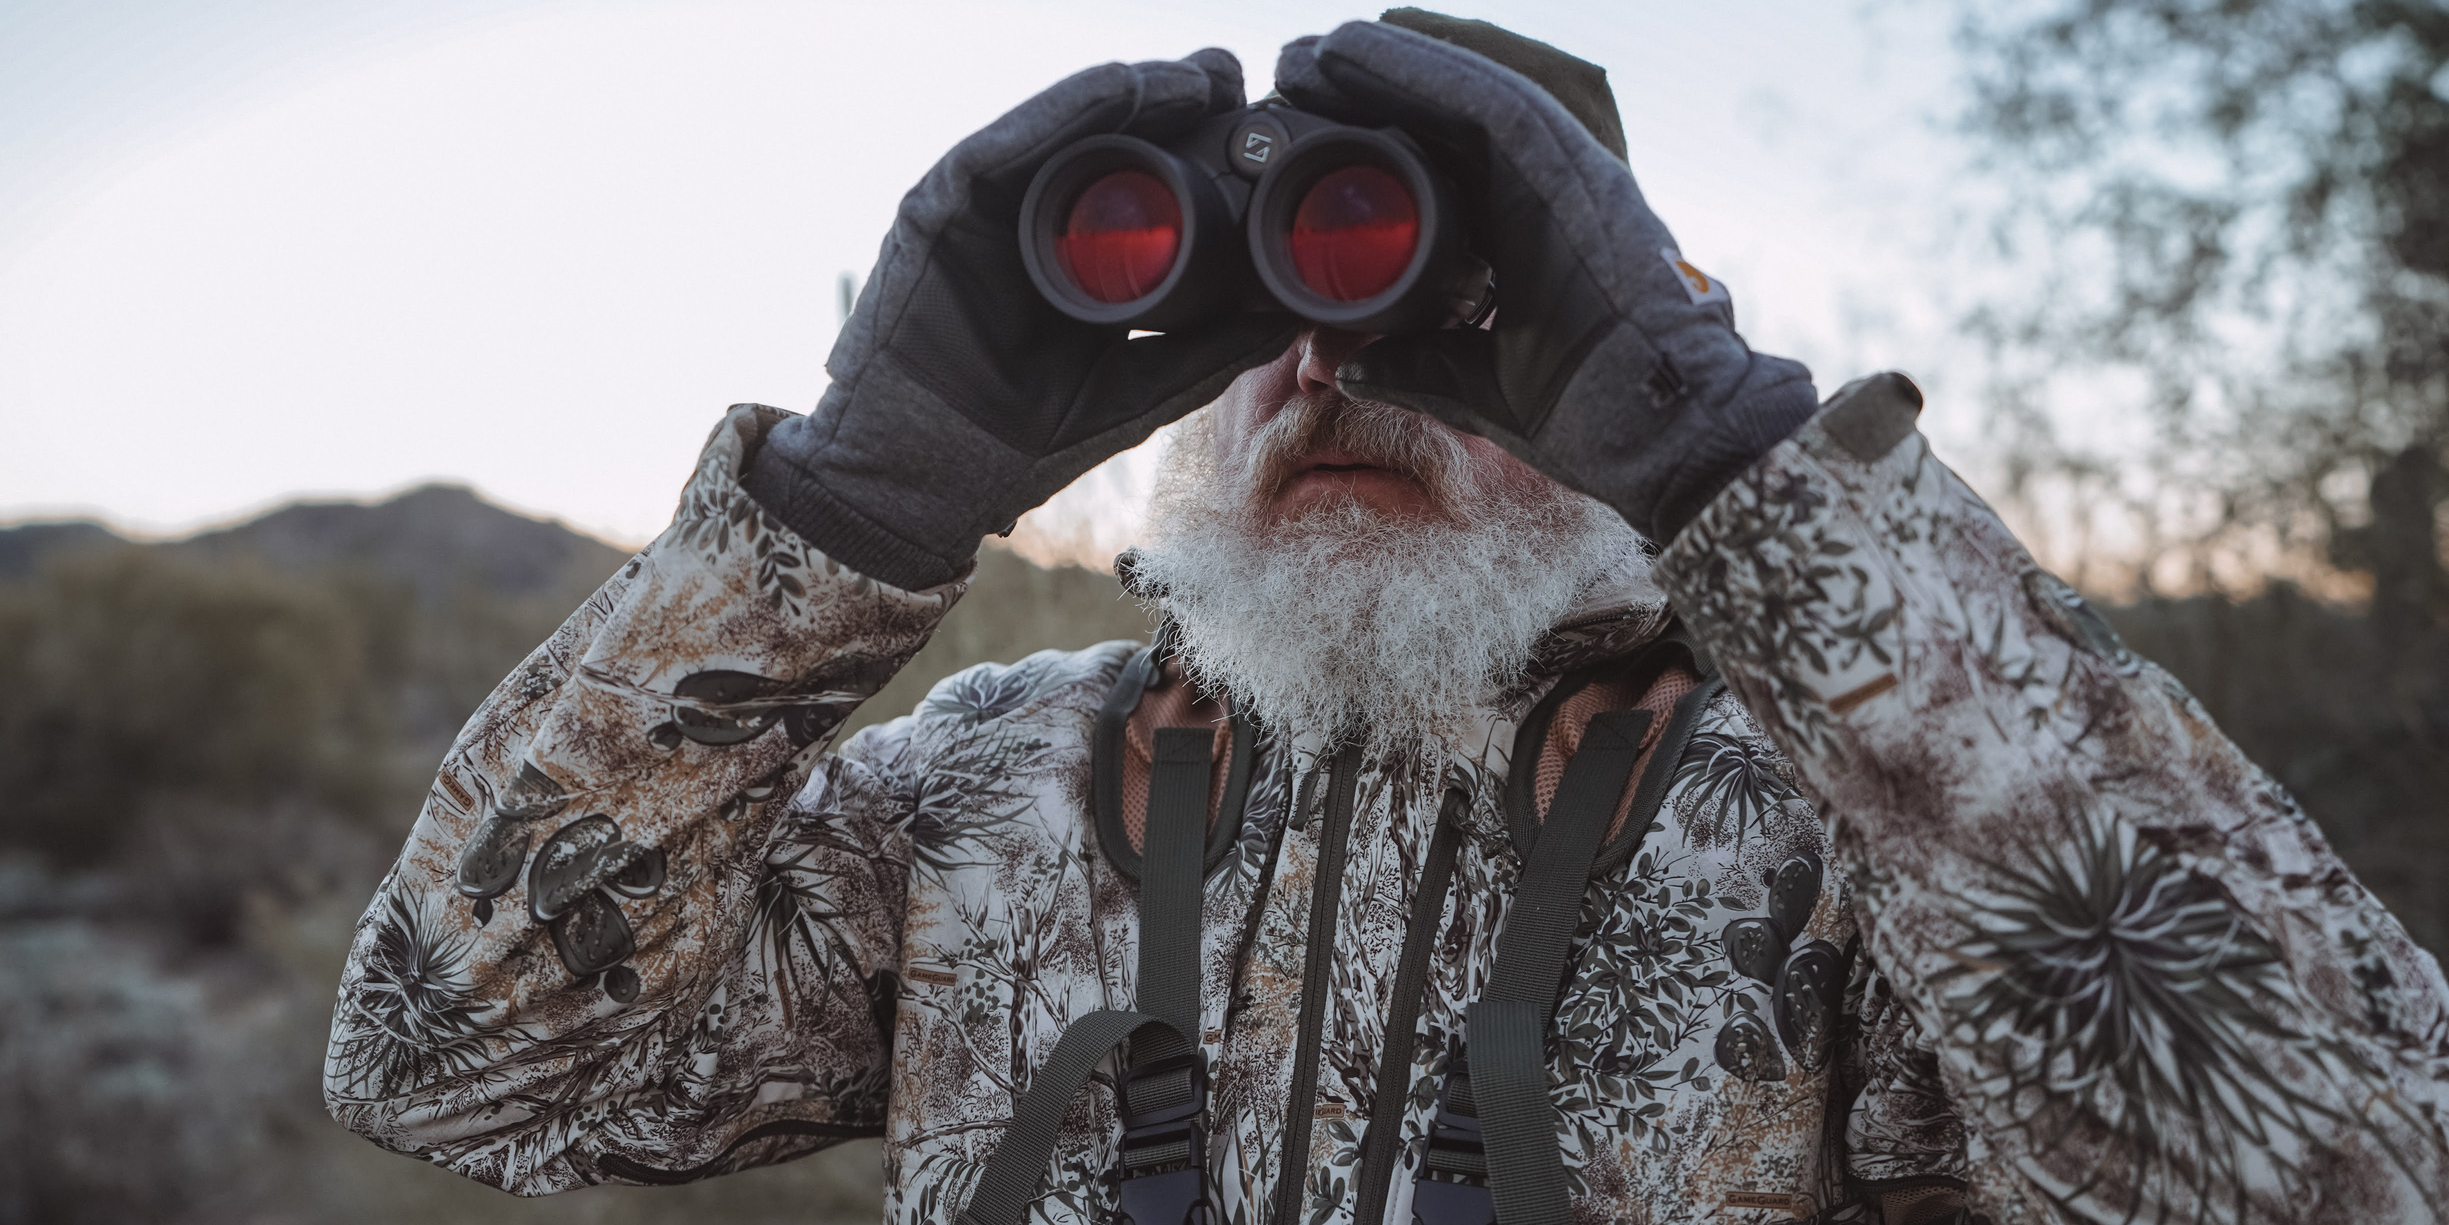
[1295,327,1380,397]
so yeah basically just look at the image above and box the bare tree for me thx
[1957,0,2449,649]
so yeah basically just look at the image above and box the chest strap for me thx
[1414,708,1653,1225]
[959,652,1217,1225]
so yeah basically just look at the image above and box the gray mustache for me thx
[1243,393,1473,507]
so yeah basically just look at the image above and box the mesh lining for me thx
[1119,663,1232,855]
[1532,665,1699,841]
[1878,1182,1969,1225]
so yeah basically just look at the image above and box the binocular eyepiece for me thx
[1018,103,1493,334]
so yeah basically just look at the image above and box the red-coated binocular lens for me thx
[1288,165,1420,302]
[1057,170,1184,305]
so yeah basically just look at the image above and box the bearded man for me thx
[324,13,2449,1225]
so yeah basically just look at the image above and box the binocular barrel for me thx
[1018,104,1492,334]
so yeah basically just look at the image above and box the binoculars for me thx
[1018,102,1494,334]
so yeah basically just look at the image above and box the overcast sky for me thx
[0,0,1974,559]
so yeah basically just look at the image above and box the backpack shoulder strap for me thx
[1419,629,1727,1225]
[1094,630,1255,880]
[960,649,1215,1225]
[1467,708,1651,1225]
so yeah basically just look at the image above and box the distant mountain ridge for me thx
[0,520,121,580]
[0,482,1150,737]
[0,484,633,605]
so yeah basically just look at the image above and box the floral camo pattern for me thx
[327,392,2449,1225]
[1659,380,2449,1222]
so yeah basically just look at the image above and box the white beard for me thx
[1130,394,1657,754]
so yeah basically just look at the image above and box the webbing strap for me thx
[956,713,1214,1225]
[955,1009,1188,1225]
[1135,728,1212,1056]
[1350,792,1467,1225]
[1470,708,1651,1225]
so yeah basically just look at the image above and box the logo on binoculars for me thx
[1240,130,1275,165]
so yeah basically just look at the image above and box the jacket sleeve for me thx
[323,404,955,1194]
[1653,374,2449,1222]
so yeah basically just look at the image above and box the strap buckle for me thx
[1115,1049,1211,1225]
[1411,1056,1496,1225]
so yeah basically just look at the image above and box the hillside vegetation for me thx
[0,486,1143,1225]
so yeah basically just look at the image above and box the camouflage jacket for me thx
[326,380,2449,1224]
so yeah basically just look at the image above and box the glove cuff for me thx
[739,416,976,592]
[1647,367,1820,543]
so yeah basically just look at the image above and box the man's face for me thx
[1131,325,1654,751]
[1206,326,1555,522]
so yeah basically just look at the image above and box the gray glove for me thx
[744,50,1299,591]
[1274,23,1818,541]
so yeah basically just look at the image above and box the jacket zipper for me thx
[1349,789,1466,1225]
[1273,744,1361,1225]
